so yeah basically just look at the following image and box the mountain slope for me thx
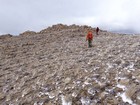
[0,24,140,105]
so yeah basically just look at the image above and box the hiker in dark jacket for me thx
[96,27,99,35]
[86,31,93,47]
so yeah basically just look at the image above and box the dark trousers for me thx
[88,40,92,47]
[96,31,99,35]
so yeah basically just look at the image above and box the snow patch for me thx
[72,92,77,97]
[128,62,135,71]
[88,88,96,95]
[120,92,134,105]
[137,96,140,100]
[84,81,92,85]
[117,84,137,105]
[61,95,72,105]
[106,63,113,69]
[46,92,55,99]
[81,97,90,105]
[117,84,126,90]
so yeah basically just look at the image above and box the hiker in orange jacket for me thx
[86,31,93,47]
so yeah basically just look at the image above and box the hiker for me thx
[96,27,99,35]
[86,31,93,47]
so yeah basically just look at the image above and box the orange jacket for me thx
[86,32,93,40]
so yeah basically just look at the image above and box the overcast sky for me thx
[0,0,140,35]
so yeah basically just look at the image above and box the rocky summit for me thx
[0,24,140,105]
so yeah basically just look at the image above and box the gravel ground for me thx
[0,24,140,105]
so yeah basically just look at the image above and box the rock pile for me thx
[20,30,36,36]
[0,34,12,39]
[0,24,140,105]
[39,24,96,34]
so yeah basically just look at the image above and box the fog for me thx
[0,0,140,35]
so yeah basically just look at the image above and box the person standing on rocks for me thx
[96,27,99,35]
[86,31,93,47]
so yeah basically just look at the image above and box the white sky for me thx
[0,0,140,35]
